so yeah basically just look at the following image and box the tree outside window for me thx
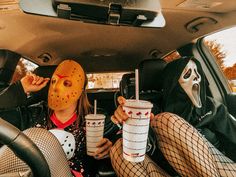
[205,27,236,92]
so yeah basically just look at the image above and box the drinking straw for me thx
[135,69,139,100]
[94,99,97,115]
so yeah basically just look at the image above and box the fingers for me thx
[113,105,129,124]
[111,97,128,125]
[36,78,50,90]
[21,74,34,94]
[27,72,50,86]
[29,73,49,86]
[117,96,126,105]
[111,115,118,124]
[150,113,154,120]
[21,72,50,93]
[96,138,108,147]
[93,138,113,160]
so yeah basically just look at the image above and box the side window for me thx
[204,27,236,93]
[163,50,181,63]
[11,58,38,83]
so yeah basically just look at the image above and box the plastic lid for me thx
[124,99,153,109]
[85,114,106,120]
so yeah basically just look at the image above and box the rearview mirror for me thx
[19,0,165,28]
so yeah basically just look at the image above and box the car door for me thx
[195,28,236,117]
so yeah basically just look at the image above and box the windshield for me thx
[87,72,127,89]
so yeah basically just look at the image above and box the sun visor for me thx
[19,0,165,28]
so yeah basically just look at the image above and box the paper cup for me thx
[85,114,105,156]
[122,99,153,162]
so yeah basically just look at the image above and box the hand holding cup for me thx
[111,96,129,125]
[93,138,113,160]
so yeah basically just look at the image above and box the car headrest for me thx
[138,59,167,92]
[34,65,57,79]
[29,66,57,103]
[119,72,135,99]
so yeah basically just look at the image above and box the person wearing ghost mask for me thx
[162,57,236,161]
[0,60,113,177]
[110,57,236,177]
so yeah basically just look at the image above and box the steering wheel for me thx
[0,118,51,177]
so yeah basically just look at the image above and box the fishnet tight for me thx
[110,112,236,177]
[0,128,72,177]
[110,138,170,177]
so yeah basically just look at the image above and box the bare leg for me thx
[110,138,170,177]
[151,112,222,177]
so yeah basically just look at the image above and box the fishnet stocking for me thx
[110,112,236,177]
[152,112,236,177]
[207,141,236,177]
[110,138,170,177]
[152,112,220,177]
[0,128,72,177]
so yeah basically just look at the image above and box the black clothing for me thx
[0,81,118,176]
[162,57,236,161]
[0,81,27,108]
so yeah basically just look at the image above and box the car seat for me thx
[138,58,167,114]
[119,58,167,114]
[113,72,134,108]
[119,72,135,99]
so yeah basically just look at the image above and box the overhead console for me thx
[19,0,165,27]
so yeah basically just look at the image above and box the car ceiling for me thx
[0,0,236,72]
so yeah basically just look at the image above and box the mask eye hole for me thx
[183,68,192,79]
[51,78,56,84]
[63,80,72,87]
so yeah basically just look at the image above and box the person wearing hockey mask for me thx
[162,56,236,161]
[47,60,113,177]
[0,60,113,177]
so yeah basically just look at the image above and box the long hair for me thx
[76,76,92,126]
[47,75,92,129]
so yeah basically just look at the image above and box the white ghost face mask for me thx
[178,60,202,108]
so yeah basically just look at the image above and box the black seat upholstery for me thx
[139,58,167,93]
[119,58,167,113]
[138,58,167,113]
[119,72,135,99]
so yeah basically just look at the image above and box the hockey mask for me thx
[48,60,85,110]
[178,60,202,108]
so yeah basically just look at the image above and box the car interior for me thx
[0,0,236,176]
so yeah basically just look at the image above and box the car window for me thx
[87,72,127,90]
[204,27,236,93]
[11,59,126,90]
[163,50,181,63]
[11,58,38,83]
[88,50,182,90]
